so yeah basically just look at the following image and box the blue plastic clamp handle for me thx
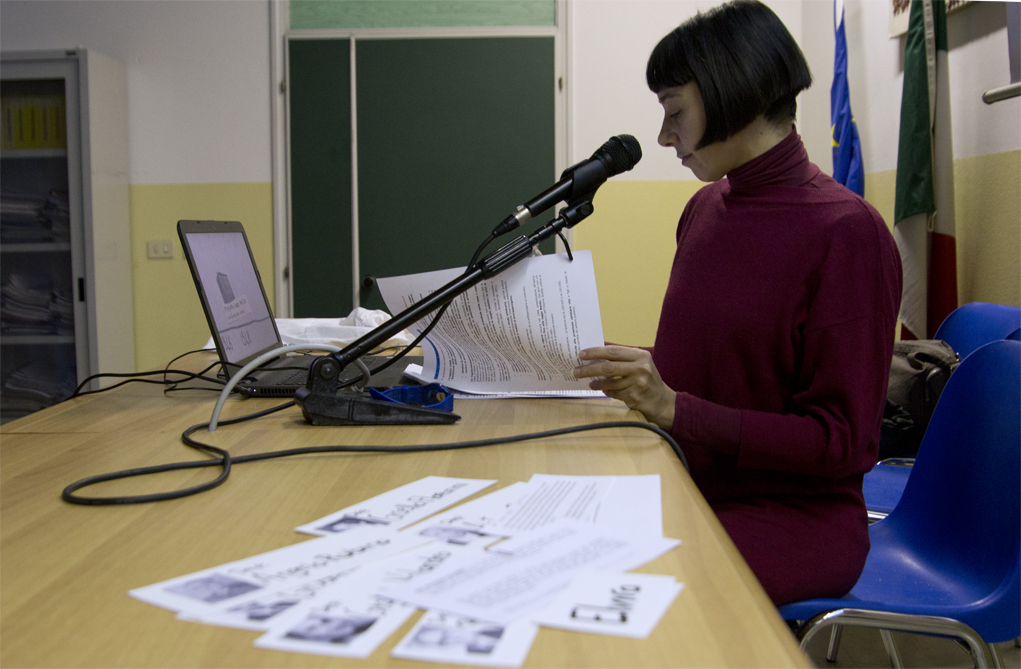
[368,383,454,412]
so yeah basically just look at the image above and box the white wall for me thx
[0,0,272,185]
[569,0,1020,180]
[569,0,821,182]
[569,0,696,181]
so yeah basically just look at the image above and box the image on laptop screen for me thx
[182,230,280,365]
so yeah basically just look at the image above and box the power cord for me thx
[70,362,226,398]
[61,414,687,506]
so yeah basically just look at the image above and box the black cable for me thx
[70,365,227,398]
[163,347,214,378]
[61,401,296,505]
[163,348,217,392]
[61,414,687,506]
[469,231,498,270]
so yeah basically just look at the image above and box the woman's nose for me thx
[658,120,675,148]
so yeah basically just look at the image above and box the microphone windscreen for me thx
[598,134,642,176]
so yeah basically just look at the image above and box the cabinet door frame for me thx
[269,1,570,318]
[1,55,90,382]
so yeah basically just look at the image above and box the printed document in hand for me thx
[375,251,605,396]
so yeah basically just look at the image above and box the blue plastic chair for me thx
[861,460,911,522]
[781,340,1021,669]
[864,303,1021,522]
[933,302,1021,359]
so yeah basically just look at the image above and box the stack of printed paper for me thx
[376,251,607,398]
[130,475,683,667]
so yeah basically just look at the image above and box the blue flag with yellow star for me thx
[832,0,864,196]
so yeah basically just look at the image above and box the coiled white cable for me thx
[208,344,345,431]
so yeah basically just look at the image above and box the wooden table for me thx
[0,354,809,668]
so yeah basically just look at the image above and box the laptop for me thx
[177,220,416,397]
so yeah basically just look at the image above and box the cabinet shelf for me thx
[1,334,75,345]
[0,242,71,253]
[1,148,68,159]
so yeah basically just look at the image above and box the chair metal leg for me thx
[880,629,903,669]
[988,642,1002,669]
[826,625,843,662]
[793,608,996,669]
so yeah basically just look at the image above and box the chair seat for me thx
[852,523,1002,609]
[780,523,1004,623]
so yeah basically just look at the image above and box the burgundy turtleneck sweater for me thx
[652,130,902,605]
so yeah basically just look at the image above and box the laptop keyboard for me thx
[279,369,310,385]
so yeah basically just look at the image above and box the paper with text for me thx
[391,610,539,668]
[253,588,417,659]
[402,364,604,399]
[386,521,680,624]
[129,527,430,617]
[295,476,495,537]
[404,482,526,541]
[376,251,605,394]
[191,541,483,631]
[489,474,614,534]
[531,570,683,639]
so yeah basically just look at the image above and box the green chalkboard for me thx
[356,37,555,311]
[288,38,353,318]
[289,36,555,317]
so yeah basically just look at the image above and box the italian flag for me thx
[894,0,957,339]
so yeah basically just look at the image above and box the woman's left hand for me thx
[573,346,676,430]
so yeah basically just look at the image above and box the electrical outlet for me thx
[147,240,173,259]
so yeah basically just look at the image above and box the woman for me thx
[573,0,902,605]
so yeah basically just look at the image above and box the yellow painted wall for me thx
[572,180,702,346]
[864,149,1021,308]
[573,149,1020,348]
[128,182,274,372]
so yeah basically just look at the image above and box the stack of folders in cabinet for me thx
[1,94,66,151]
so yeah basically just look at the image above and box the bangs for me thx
[646,29,693,93]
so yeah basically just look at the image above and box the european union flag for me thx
[832,0,864,196]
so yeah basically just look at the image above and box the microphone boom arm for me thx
[295,200,592,425]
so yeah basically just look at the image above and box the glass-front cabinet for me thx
[1,50,134,423]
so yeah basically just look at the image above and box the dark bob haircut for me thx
[646,0,812,149]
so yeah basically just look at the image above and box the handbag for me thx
[879,340,959,460]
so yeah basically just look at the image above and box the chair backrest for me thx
[933,302,1021,358]
[885,340,1020,640]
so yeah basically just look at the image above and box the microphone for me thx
[495,134,642,236]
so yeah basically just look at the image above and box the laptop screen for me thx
[178,223,281,365]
